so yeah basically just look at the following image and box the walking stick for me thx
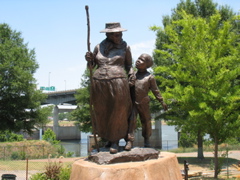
[85,5,99,152]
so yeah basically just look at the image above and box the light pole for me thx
[48,72,51,88]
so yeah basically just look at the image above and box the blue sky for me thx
[0,0,239,91]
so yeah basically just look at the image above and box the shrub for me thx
[42,128,59,145]
[20,150,26,160]
[30,173,47,180]
[45,160,62,180]
[30,155,72,180]
[66,151,74,157]
[11,151,20,160]
[0,140,61,160]
[30,164,72,180]
[58,165,71,180]
[10,150,26,160]
[0,131,23,142]
[57,145,65,155]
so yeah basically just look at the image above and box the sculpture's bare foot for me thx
[144,138,150,147]
[124,141,132,151]
[110,143,118,154]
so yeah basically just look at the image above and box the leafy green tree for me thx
[153,0,236,66]
[35,105,53,128]
[58,112,72,121]
[66,112,74,121]
[58,112,66,120]
[178,132,196,148]
[155,11,240,178]
[0,23,46,133]
[71,69,92,132]
[151,0,238,160]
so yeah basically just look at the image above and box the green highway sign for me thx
[40,86,55,91]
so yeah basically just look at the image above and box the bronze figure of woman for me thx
[85,22,133,154]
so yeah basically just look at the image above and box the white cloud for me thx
[130,39,155,61]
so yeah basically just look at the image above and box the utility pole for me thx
[48,72,51,88]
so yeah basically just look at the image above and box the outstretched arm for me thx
[149,75,168,111]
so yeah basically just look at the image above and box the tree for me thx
[58,112,73,121]
[0,23,46,133]
[151,0,238,160]
[35,105,54,128]
[154,11,240,178]
[71,69,92,133]
[153,0,236,66]
[58,112,66,121]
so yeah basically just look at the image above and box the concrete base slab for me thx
[70,152,182,180]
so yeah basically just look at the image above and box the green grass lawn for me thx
[0,160,73,171]
[0,160,45,171]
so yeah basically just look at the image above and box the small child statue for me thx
[126,53,168,149]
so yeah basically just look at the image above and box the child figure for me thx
[133,53,168,147]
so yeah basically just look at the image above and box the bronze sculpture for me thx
[129,53,168,147]
[85,22,133,154]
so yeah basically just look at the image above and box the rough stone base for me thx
[70,152,182,180]
[88,147,160,164]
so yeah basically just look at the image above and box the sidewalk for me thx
[175,150,240,160]
[175,150,240,178]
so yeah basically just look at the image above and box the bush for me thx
[30,158,72,180]
[58,165,71,180]
[20,150,26,160]
[0,131,23,142]
[42,128,59,145]
[0,140,61,160]
[45,160,62,180]
[66,151,74,157]
[11,151,20,160]
[30,173,47,180]
[10,150,26,160]
[57,145,65,155]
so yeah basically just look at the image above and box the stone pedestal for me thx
[70,152,182,180]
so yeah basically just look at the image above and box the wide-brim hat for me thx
[100,22,127,33]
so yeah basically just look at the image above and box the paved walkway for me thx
[175,150,240,160]
[175,150,240,178]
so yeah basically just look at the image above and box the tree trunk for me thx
[214,137,219,179]
[197,130,204,160]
